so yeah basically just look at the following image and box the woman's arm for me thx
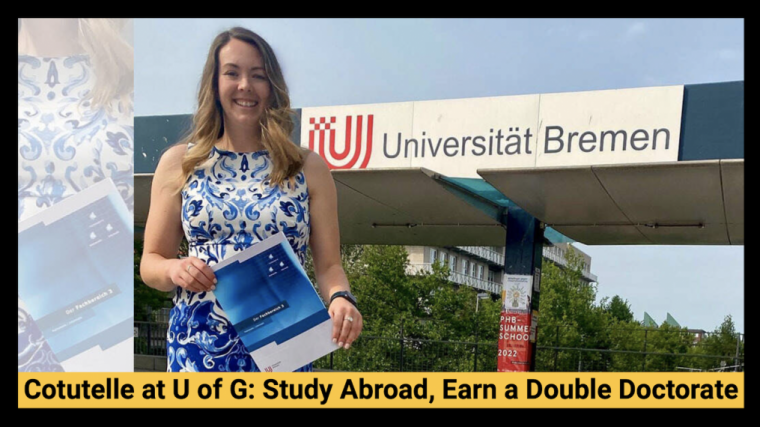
[303,151,363,349]
[139,144,216,293]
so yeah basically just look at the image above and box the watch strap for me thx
[330,291,357,308]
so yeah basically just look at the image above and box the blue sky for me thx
[134,18,744,333]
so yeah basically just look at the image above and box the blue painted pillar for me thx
[502,206,544,371]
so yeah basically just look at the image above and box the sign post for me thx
[498,207,544,372]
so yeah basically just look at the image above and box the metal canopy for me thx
[478,159,743,245]
[333,168,506,246]
[133,168,508,246]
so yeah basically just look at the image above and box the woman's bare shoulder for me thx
[159,144,189,168]
[301,149,332,194]
[153,143,188,190]
[302,149,328,174]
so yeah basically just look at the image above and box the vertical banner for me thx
[498,275,533,372]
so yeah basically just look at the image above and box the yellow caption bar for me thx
[18,372,743,408]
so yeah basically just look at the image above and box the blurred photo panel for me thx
[18,18,134,372]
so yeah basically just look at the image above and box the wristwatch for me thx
[330,290,358,308]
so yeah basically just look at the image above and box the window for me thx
[440,251,447,264]
[488,269,495,283]
[462,260,469,275]
[430,249,437,264]
[478,265,484,280]
[449,255,457,272]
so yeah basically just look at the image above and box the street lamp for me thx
[475,292,489,313]
[474,292,490,372]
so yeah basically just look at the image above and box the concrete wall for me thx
[556,243,592,273]
[405,246,425,264]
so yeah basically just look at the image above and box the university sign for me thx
[308,116,374,169]
[301,86,684,177]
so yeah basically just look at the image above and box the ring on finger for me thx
[345,316,354,323]
[186,264,193,273]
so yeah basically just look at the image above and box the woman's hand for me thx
[329,297,363,350]
[168,257,216,293]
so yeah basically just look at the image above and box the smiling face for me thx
[217,38,271,132]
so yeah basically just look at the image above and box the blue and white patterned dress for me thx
[17,54,134,372]
[169,145,313,372]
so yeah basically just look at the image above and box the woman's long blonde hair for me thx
[17,18,134,112]
[178,27,306,190]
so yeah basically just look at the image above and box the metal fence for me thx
[534,325,745,373]
[135,321,743,372]
[313,336,744,373]
[134,321,168,356]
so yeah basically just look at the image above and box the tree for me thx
[687,315,744,371]
[534,247,611,371]
[641,321,694,372]
[289,243,743,373]
[307,244,504,371]
[602,295,635,323]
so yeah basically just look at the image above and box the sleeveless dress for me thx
[18,54,134,372]
[169,145,313,372]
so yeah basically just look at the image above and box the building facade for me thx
[405,243,597,296]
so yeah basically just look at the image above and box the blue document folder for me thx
[212,232,339,372]
[18,178,134,372]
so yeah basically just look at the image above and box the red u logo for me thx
[308,115,373,169]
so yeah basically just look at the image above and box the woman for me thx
[140,27,363,372]
[18,18,134,372]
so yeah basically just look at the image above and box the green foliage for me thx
[602,295,635,323]
[704,315,742,357]
[133,239,173,321]
[532,245,742,372]
[314,243,743,372]
[685,315,744,371]
[641,322,694,371]
[535,247,611,371]
[308,245,502,372]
